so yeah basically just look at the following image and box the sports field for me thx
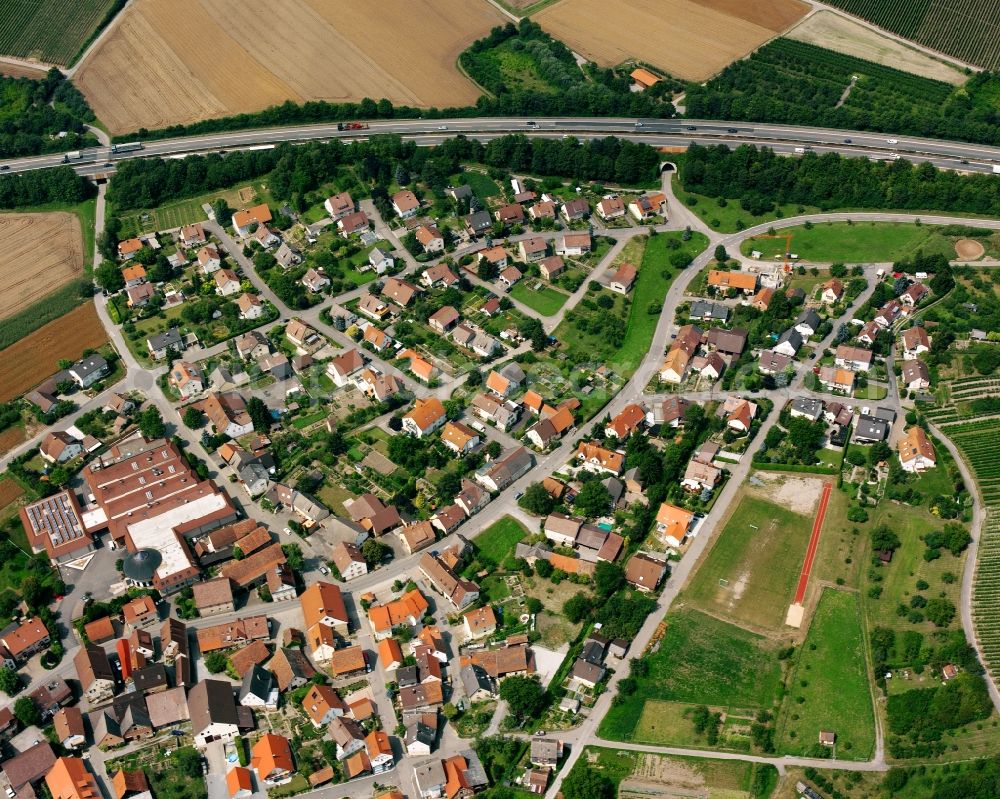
[0,213,84,321]
[776,589,876,759]
[535,0,809,81]
[75,0,506,135]
[684,495,814,631]
[0,0,118,65]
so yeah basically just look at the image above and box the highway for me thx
[4,117,1000,178]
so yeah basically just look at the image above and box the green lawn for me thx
[684,495,812,632]
[741,222,944,263]
[459,170,502,201]
[672,183,820,234]
[599,609,782,741]
[776,589,876,759]
[117,181,274,237]
[474,516,530,566]
[510,281,569,315]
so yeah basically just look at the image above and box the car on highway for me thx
[0,165,8,171]
[526,121,537,127]
[687,126,697,130]
[844,138,852,144]
[438,125,448,130]
[635,121,643,127]
[727,128,738,133]
[887,138,898,144]
[535,730,546,736]
[104,162,113,167]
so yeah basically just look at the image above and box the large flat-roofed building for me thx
[81,437,238,594]
[19,490,95,564]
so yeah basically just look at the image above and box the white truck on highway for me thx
[62,150,83,162]
[993,165,1000,174]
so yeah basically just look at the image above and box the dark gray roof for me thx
[464,210,492,231]
[690,300,729,321]
[796,309,821,331]
[570,658,606,684]
[874,406,896,423]
[147,328,182,351]
[188,679,238,733]
[777,328,803,350]
[132,664,168,694]
[791,398,823,418]
[122,549,161,582]
[459,664,494,698]
[854,415,889,442]
[449,185,473,200]
[397,665,419,688]
[72,354,108,379]
[239,663,274,703]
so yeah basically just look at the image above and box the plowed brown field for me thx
[0,213,83,321]
[0,303,107,402]
[75,0,506,135]
[535,0,809,81]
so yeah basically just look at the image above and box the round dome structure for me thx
[122,549,161,584]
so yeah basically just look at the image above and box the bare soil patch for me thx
[0,477,24,511]
[0,303,108,402]
[75,0,506,135]
[0,426,25,457]
[535,0,808,81]
[955,238,986,260]
[748,472,822,515]
[787,10,967,85]
[0,213,84,321]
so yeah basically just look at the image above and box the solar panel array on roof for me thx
[26,493,84,548]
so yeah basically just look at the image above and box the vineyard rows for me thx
[0,0,116,65]
[825,0,1000,70]
[954,417,1000,678]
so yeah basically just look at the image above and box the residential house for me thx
[463,607,497,640]
[68,353,109,389]
[898,426,936,472]
[362,324,391,353]
[235,330,270,361]
[252,224,279,249]
[147,328,183,360]
[338,211,370,237]
[441,421,480,454]
[324,192,355,220]
[75,643,116,706]
[495,204,525,225]
[346,493,403,536]
[118,238,143,260]
[605,403,645,439]
[609,262,637,294]
[544,514,580,547]
[300,581,349,637]
[197,245,221,274]
[538,255,565,281]
[303,684,346,728]
[575,441,624,475]
[724,398,757,433]
[499,265,522,289]
[707,270,757,294]
[758,349,791,375]
[901,282,929,307]
[368,247,394,274]
[419,553,480,610]
[659,348,689,384]
[429,305,461,334]
[526,406,574,448]
[901,326,930,357]
[750,287,773,311]
[818,366,855,394]
[794,309,822,339]
[835,345,872,372]
[561,198,590,221]
[423,263,459,289]
[45,756,100,799]
[169,362,204,399]
[456,479,490,517]
[655,503,694,548]
[391,190,420,219]
[569,659,605,690]
[464,210,492,237]
[236,292,265,320]
[251,734,294,785]
[625,553,667,592]
[556,232,591,256]
[518,237,548,263]
[302,268,330,293]
[858,320,881,346]
[689,300,729,323]
[40,432,82,463]
[628,192,666,220]
[268,648,316,692]
[383,277,420,307]
[774,329,803,358]
[682,459,720,492]
[202,392,254,438]
[179,223,206,247]
[475,446,533,492]
[285,319,321,352]
[214,268,241,297]
[821,279,844,304]
[404,397,447,438]
[854,414,889,444]
[646,396,690,429]
[529,201,556,221]
[52,707,86,750]
[597,195,626,220]
[790,397,824,421]
[193,578,235,616]
[416,224,445,253]
[400,522,437,556]
[901,358,931,391]
[331,542,367,581]
[704,327,747,357]
[239,664,278,710]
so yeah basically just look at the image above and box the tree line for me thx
[0,69,97,159]
[0,165,95,209]
[681,143,1000,217]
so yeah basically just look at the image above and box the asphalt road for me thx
[4,116,1000,178]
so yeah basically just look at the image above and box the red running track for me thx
[793,482,833,605]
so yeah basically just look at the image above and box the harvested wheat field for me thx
[75,0,506,135]
[0,303,107,402]
[535,0,809,81]
[787,10,967,84]
[0,213,84,321]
